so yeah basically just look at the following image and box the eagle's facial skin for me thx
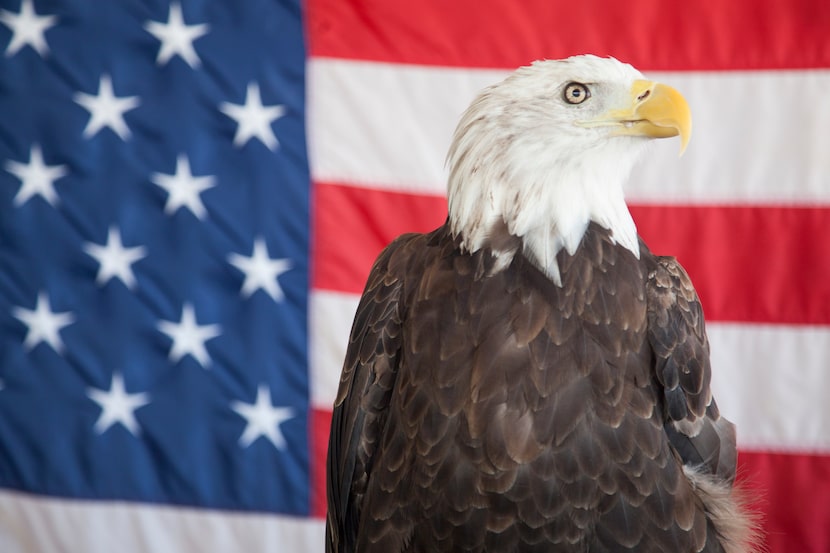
[576,78,692,153]
[446,55,691,285]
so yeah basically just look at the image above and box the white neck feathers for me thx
[446,107,642,286]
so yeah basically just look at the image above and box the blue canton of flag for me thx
[0,0,311,523]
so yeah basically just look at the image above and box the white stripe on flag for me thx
[0,490,325,553]
[308,58,502,193]
[310,290,830,453]
[709,322,830,453]
[309,58,830,204]
[309,289,359,410]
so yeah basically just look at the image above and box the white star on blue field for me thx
[0,0,311,515]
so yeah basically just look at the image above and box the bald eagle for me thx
[326,55,756,552]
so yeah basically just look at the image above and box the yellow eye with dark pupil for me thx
[564,82,590,104]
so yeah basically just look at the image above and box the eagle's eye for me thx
[563,82,590,105]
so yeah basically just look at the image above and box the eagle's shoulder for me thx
[642,250,738,483]
[362,225,454,286]
[644,254,701,321]
[334,228,441,408]
[327,224,452,552]
[642,251,711,422]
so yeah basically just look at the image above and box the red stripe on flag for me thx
[312,183,830,325]
[738,450,830,553]
[632,204,830,325]
[312,182,447,293]
[307,0,830,71]
[311,408,332,519]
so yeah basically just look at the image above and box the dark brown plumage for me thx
[327,223,741,552]
[326,56,755,552]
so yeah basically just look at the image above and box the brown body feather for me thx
[326,222,750,552]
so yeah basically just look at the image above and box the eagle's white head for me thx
[446,55,691,285]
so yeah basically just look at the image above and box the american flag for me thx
[1,0,829,552]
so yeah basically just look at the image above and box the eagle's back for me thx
[328,222,728,553]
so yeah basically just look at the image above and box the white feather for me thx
[446,55,648,285]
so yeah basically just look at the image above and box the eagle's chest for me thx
[395,232,655,458]
[363,232,670,551]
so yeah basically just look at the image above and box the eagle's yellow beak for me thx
[579,80,692,155]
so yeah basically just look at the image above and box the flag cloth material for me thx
[0,1,828,552]
[0,0,321,550]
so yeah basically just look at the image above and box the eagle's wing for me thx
[646,255,737,482]
[326,235,412,552]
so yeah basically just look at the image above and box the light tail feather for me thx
[684,465,765,553]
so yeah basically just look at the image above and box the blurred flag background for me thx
[0,0,828,551]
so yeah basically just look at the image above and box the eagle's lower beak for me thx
[579,80,692,155]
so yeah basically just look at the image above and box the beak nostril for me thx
[637,89,651,102]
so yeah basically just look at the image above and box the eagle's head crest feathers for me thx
[446,54,691,285]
